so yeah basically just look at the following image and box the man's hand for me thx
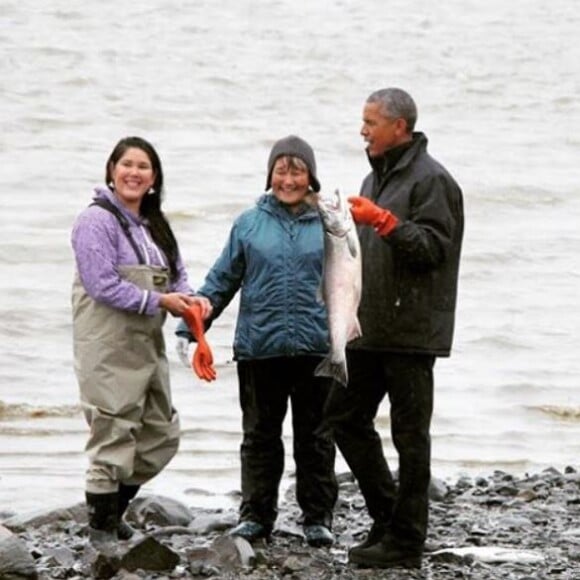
[348,196,399,236]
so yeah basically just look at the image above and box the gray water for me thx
[1,0,579,515]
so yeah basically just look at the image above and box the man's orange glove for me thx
[348,196,399,236]
[182,303,216,382]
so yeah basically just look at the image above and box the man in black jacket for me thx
[324,88,464,569]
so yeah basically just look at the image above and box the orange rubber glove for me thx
[182,303,216,382]
[348,196,399,236]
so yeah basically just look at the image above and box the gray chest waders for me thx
[72,202,180,495]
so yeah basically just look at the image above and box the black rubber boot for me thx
[85,492,119,551]
[304,524,334,547]
[118,484,140,540]
[350,521,391,552]
[349,531,423,569]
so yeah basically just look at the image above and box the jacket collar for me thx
[257,193,319,221]
[367,131,428,176]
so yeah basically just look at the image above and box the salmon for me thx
[315,190,362,386]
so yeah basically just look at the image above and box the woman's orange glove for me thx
[348,196,399,236]
[182,303,216,382]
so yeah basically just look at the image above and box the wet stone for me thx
[211,535,256,568]
[0,468,579,579]
[0,533,38,579]
[129,496,193,528]
[187,511,237,534]
[120,536,180,573]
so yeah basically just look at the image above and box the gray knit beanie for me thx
[265,135,321,192]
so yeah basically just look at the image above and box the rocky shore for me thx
[1,466,579,579]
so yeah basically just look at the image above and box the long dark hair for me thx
[105,136,180,281]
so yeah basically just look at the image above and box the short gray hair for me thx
[366,88,417,133]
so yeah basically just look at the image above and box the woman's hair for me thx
[105,136,180,281]
[273,155,310,174]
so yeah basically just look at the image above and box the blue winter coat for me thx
[177,194,330,360]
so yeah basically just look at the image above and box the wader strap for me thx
[90,199,146,265]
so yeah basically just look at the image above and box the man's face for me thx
[360,102,408,157]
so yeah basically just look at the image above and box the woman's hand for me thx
[159,293,214,317]
[159,293,196,316]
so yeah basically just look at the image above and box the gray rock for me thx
[130,495,193,527]
[2,502,86,533]
[282,554,311,573]
[111,572,142,580]
[81,542,122,579]
[186,546,221,576]
[185,535,256,575]
[187,511,237,534]
[120,535,180,573]
[211,535,256,568]
[456,475,473,491]
[0,525,12,539]
[0,533,38,579]
[495,515,533,530]
[429,476,449,501]
[492,483,520,496]
[3,466,580,579]
[515,488,538,502]
[430,546,545,564]
[80,535,180,578]
[43,545,76,568]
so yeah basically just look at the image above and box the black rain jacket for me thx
[349,132,464,357]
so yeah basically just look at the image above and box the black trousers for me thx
[237,356,337,530]
[324,350,435,546]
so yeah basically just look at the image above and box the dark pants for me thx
[324,350,435,546]
[237,356,337,530]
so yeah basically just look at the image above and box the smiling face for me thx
[360,101,410,158]
[271,156,311,211]
[109,147,156,214]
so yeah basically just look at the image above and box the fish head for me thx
[316,189,354,237]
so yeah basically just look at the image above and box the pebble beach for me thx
[1,466,579,579]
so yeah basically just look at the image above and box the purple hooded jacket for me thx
[71,186,191,316]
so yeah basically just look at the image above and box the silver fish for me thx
[315,189,362,386]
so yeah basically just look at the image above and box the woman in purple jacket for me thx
[71,136,211,549]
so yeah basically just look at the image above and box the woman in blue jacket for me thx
[177,136,336,547]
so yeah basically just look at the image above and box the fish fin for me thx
[314,356,348,387]
[347,317,362,341]
[347,233,359,259]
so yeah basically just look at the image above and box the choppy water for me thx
[1,0,579,515]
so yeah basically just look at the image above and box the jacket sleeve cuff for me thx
[145,291,162,315]
[175,318,194,341]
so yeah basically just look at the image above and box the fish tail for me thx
[315,356,348,387]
